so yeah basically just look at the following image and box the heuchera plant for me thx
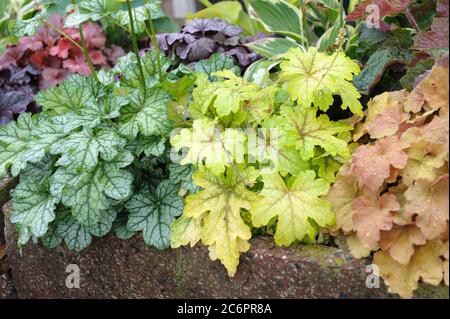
[0,0,243,254]
[154,18,262,69]
[0,14,124,89]
[326,58,449,298]
[169,46,363,276]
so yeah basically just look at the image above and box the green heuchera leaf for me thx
[193,53,240,81]
[11,177,58,245]
[118,87,172,138]
[126,180,183,249]
[280,47,363,115]
[12,8,48,37]
[35,75,102,115]
[65,0,106,27]
[1,49,187,250]
[115,1,164,34]
[252,171,335,246]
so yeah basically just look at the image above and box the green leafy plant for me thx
[170,46,362,275]
[0,0,197,251]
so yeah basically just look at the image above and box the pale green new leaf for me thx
[280,47,362,115]
[252,171,334,246]
[193,53,240,81]
[126,180,183,249]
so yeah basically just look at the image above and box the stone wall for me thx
[2,202,448,299]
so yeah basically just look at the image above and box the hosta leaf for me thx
[252,171,334,246]
[35,75,101,115]
[10,178,59,244]
[246,37,301,58]
[280,47,362,115]
[119,87,171,138]
[374,239,446,299]
[249,0,304,42]
[278,106,352,160]
[175,166,259,276]
[126,180,183,249]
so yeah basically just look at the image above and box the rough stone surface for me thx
[3,202,449,299]
[0,272,16,299]
[0,177,17,245]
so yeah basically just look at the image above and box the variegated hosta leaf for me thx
[252,171,334,246]
[172,166,259,276]
[10,178,59,245]
[126,180,183,249]
[119,87,172,138]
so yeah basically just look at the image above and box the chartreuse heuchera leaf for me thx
[0,49,192,251]
[279,47,363,115]
[170,46,361,275]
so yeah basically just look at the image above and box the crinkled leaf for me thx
[280,47,362,115]
[252,171,334,246]
[126,180,183,249]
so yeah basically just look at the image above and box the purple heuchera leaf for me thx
[0,64,40,125]
[152,18,263,69]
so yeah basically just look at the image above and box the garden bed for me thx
[2,202,448,299]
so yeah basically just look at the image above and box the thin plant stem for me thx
[126,0,147,92]
[143,0,163,81]
[44,22,83,51]
[405,8,421,33]
[198,0,213,7]
[71,0,98,81]
[298,0,310,47]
